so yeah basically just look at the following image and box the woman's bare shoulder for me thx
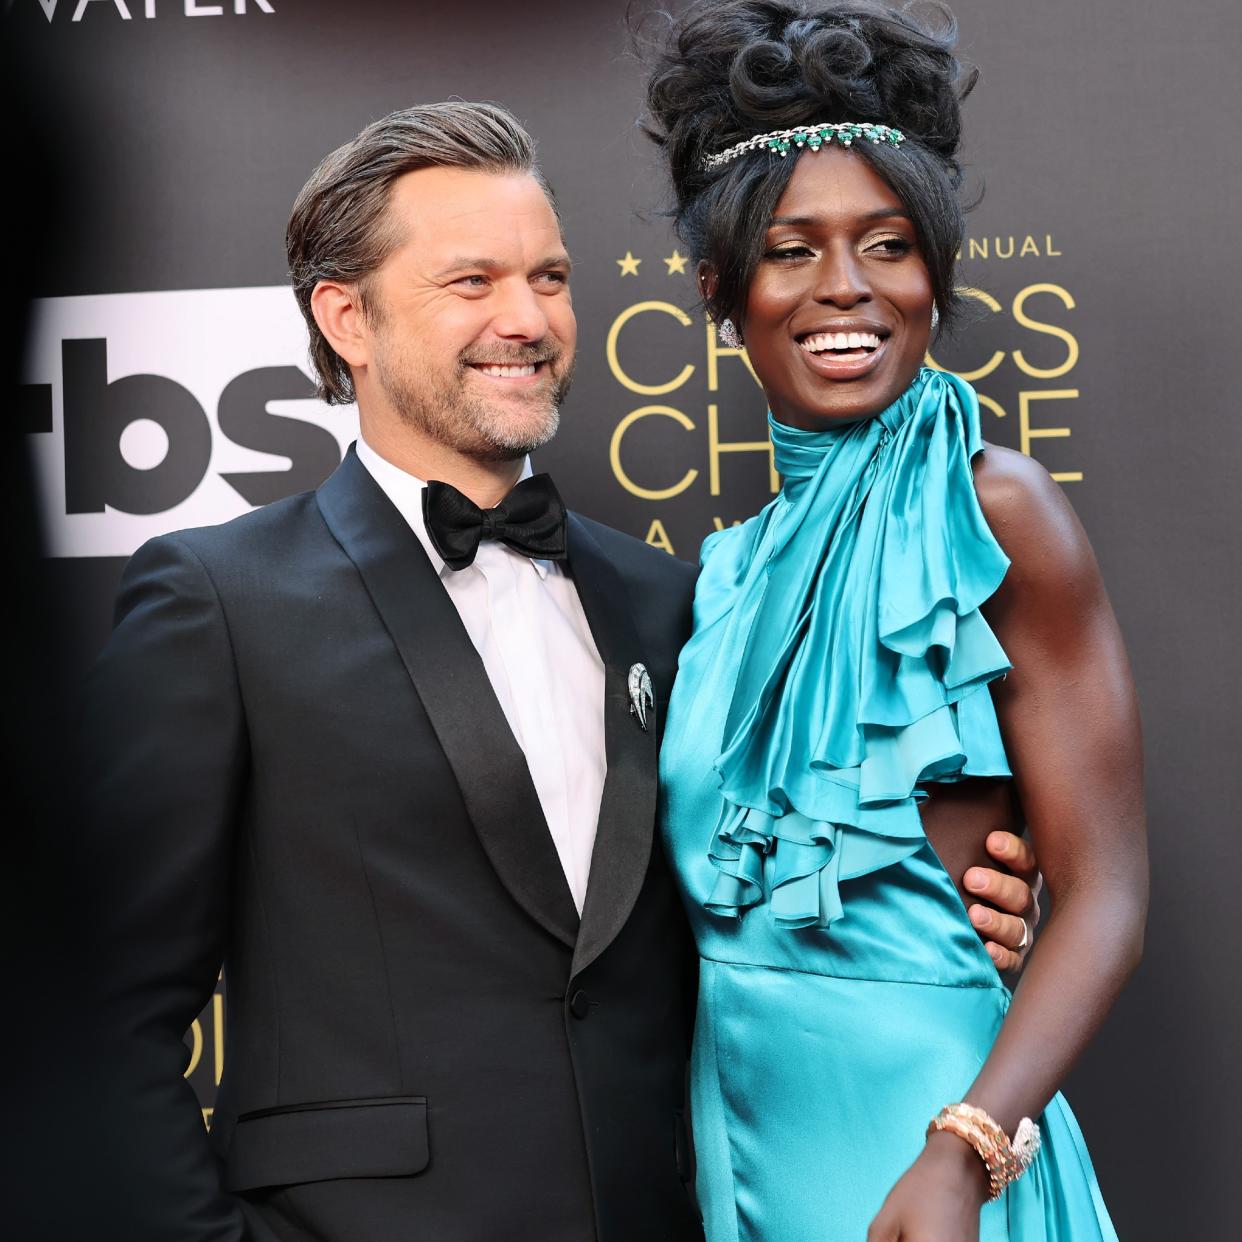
[972,443,1107,641]
[972,443,1064,530]
[972,443,1096,584]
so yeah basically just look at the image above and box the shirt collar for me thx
[353,436,546,578]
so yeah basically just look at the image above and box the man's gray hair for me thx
[287,101,554,405]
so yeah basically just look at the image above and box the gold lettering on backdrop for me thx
[606,302,696,395]
[1012,283,1079,379]
[706,319,760,391]
[186,980,225,1105]
[610,406,700,500]
[644,519,676,555]
[924,282,1079,476]
[604,239,1083,559]
[959,235,1061,261]
[926,286,1006,382]
[708,403,779,497]
[1019,390,1083,483]
[184,1018,204,1078]
[212,992,225,1086]
[976,393,1008,421]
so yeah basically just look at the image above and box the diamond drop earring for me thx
[717,318,743,349]
[930,303,941,334]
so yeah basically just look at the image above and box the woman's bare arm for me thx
[965,444,1148,1131]
[868,445,1148,1239]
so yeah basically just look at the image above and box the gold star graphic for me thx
[664,249,689,275]
[616,250,641,277]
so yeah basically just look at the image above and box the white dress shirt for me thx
[356,437,607,914]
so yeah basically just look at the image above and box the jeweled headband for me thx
[702,122,905,171]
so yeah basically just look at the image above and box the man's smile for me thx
[467,359,549,383]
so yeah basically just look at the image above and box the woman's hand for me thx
[866,1133,988,1242]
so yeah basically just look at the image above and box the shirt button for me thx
[569,989,592,1020]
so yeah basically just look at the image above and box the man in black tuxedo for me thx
[75,103,1037,1241]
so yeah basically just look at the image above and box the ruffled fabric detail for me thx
[703,369,1012,929]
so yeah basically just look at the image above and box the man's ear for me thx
[310,280,370,370]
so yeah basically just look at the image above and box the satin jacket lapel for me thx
[316,449,579,949]
[566,514,659,976]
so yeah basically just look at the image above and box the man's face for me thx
[359,167,576,462]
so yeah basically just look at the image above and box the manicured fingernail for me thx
[965,868,986,891]
[988,832,1009,854]
[970,907,991,929]
[988,945,1003,963]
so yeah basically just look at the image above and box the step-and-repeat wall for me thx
[11,1,1239,1236]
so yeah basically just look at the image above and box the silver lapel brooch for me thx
[628,663,654,732]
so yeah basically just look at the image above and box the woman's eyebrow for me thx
[769,206,911,227]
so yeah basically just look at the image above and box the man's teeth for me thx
[476,363,538,378]
[799,331,883,353]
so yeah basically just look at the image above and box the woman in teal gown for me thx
[644,4,1148,1240]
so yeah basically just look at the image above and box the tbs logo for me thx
[23,288,358,558]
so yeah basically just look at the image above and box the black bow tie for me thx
[423,474,568,571]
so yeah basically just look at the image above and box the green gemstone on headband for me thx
[703,121,906,171]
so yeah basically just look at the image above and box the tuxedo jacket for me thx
[78,448,703,1242]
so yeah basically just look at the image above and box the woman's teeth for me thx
[799,331,883,354]
[476,363,538,378]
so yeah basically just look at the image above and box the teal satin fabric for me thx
[705,368,1012,933]
[659,370,1118,1240]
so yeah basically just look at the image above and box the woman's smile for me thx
[795,317,892,380]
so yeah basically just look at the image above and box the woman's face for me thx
[739,146,934,429]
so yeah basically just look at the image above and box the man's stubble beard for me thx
[373,334,576,464]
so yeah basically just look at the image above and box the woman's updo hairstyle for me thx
[642,0,977,334]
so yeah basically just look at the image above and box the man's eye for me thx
[456,275,488,288]
[537,271,569,286]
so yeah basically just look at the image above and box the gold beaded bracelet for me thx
[926,1102,1042,1200]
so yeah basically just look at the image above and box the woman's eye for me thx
[765,245,813,260]
[868,237,913,256]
